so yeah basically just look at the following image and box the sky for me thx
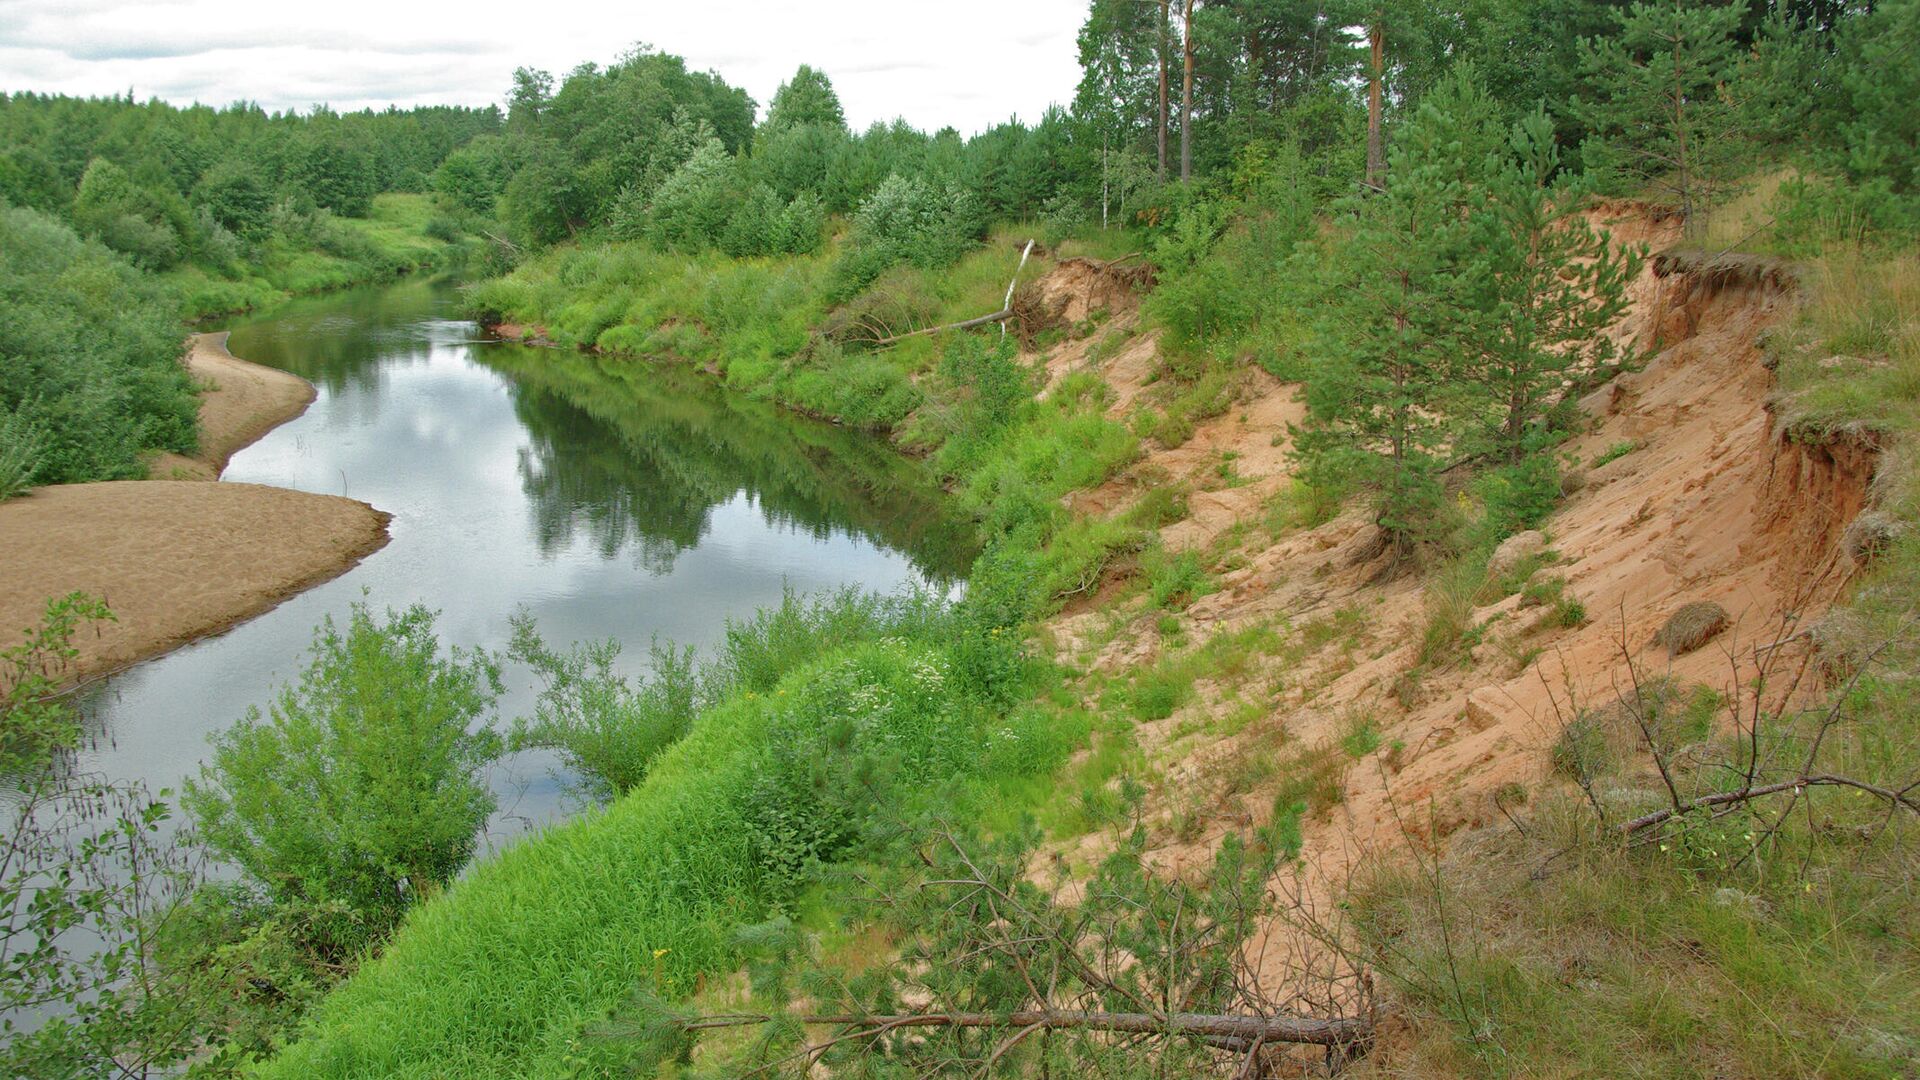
[0,0,1087,135]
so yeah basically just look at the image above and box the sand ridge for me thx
[1,333,389,685]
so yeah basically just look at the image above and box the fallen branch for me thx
[873,239,1035,347]
[871,307,1014,346]
[1619,773,1920,836]
[683,1007,1373,1048]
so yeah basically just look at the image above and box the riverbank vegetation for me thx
[6,0,1920,1074]
[0,95,498,497]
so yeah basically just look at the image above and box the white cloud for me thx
[0,0,1086,134]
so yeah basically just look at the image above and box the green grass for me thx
[260,616,1043,1078]
[467,228,1055,433]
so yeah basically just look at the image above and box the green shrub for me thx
[1144,547,1214,611]
[833,173,986,297]
[1592,439,1640,467]
[0,205,195,485]
[505,614,698,802]
[0,592,114,773]
[184,603,504,961]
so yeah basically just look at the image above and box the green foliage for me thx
[1296,72,1493,556]
[253,598,1021,1077]
[1592,439,1639,467]
[1836,0,1920,194]
[1474,451,1565,541]
[1576,0,1746,219]
[0,204,196,486]
[1142,546,1214,611]
[0,592,114,774]
[1464,109,1638,461]
[763,65,847,133]
[1,776,203,1078]
[637,138,741,252]
[0,410,38,501]
[834,173,987,296]
[601,820,1293,1076]
[506,614,698,803]
[184,602,504,961]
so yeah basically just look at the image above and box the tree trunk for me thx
[1101,136,1110,229]
[1366,16,1385,190]
[1158,0,1170,181]
[689,1008,1374,1049]
[1180,0,1195,183]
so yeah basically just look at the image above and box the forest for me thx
[3,0,1919,1075]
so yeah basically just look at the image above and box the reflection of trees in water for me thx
[512,388,724,574]
[497,350,974,581]
[222,278,459,396]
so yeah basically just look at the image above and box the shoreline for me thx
[0,334,390,686]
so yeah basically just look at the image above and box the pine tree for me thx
[1575,0,1745,222]
[1465,108,1640,463]
[1296,72,1491,558]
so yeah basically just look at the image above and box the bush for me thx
[184,603,504,961]
[506,614,698,802]
[0,205,195,485]
[1,592,114,773]
[0,410,39,502]
[834,173,986,296]
[642,139,742,253]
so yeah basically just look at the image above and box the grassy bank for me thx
[466,224,1135,432]
[253,224,1155,1075]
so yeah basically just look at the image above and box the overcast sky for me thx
[0,0,1087,135]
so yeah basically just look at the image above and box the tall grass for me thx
[260,594,1030,1078]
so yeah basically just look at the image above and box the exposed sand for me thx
[149,332,317,480]
[1026,208,1878,996]
[1,333,389,683]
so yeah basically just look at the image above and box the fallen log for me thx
[870,307,1013,346]
[684,1007,1374,1048]
[871,238,1035,347]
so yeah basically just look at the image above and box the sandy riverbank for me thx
[0,333,390,683]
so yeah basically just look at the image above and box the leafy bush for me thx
[1475,451,1564,542]
[641,139,742,253]
[1,592,114,773]
[506,613,698,802]
[184,603,504,961]
[0,205,195,486]
[834,173,986,296]
[0,410,39,501]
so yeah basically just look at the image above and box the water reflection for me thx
[498,348,975,577]
[58,276,972,838]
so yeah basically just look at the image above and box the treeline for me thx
[0,94,501,495]
[450,48,1082,286]
[1071,0,1914,206]
[0,206,197,493]
[0,93,498,272]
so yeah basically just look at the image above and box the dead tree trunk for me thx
[1366,16,1385,190]
[872,240,1034,347]
[1158,0,1171,181]
[1180,0,1195,183]
[686,1008,1374,1049]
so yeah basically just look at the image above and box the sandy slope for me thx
[1028,206,1879,1000]
[0,333,389,684]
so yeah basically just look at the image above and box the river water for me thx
[67,276,971,842]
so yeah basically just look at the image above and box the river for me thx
[67,276,972,842]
